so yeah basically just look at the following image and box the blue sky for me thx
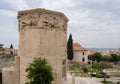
[0,0,120,48]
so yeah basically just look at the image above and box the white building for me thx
[72,43,89,63]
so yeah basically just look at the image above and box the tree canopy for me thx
[67,34,73,61]
[92,62,113,72]
[88,55,96,61]
[88,52,102,62]
[25,58,54,84]
[0,44,4,51]
[10,44,13,49]
[0,44,4,48]
[101,55,112,62]
[111,54,120,64]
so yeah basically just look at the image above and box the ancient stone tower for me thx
[17,9,68,84]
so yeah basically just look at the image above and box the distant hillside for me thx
[87,48,118,52]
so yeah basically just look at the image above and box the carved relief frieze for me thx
[21,19,37,28]
[18,11,67,32]
[19,13,38,29]
[38,14,59,29]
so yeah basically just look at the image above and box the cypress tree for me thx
[10,44,13,49]
[67,34,73,61]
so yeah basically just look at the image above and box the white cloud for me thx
[0,0,120,48]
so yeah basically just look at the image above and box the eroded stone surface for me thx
[18,8,68,84]
[2,8,68,84]
[18,8,68,32]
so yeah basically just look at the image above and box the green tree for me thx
[0,44,4,48]
[93,52,102,62]
[88,54,96,61]
[67,34,73,61]
[92,62,112,72]
[101,55,112,62]
[10,44,13,49]
[25,58,54,84]
[118,54,120,61]
[88,52,102,62]
[111,54,119,65]
[0,44,4,51]
[10,44,14,55]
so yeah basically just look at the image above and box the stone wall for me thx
[18,8,68,84]
[2,67,15,84]
[2,56,20,84]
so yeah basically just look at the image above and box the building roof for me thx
[4,48,13,52]
[88,50,95,55]
[73,43,87,51]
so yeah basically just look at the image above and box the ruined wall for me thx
[18,9,68,84]
[2,67,15,84]
[2,56,20,84]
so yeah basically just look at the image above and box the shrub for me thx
[101,81,112,84]
[82,66,88,73]
[96,73,110,78]
[92,62,113,72]
[91,72,97,77]
[96,74,104,78]
[25,58,54,84]
[117,81,120,84]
